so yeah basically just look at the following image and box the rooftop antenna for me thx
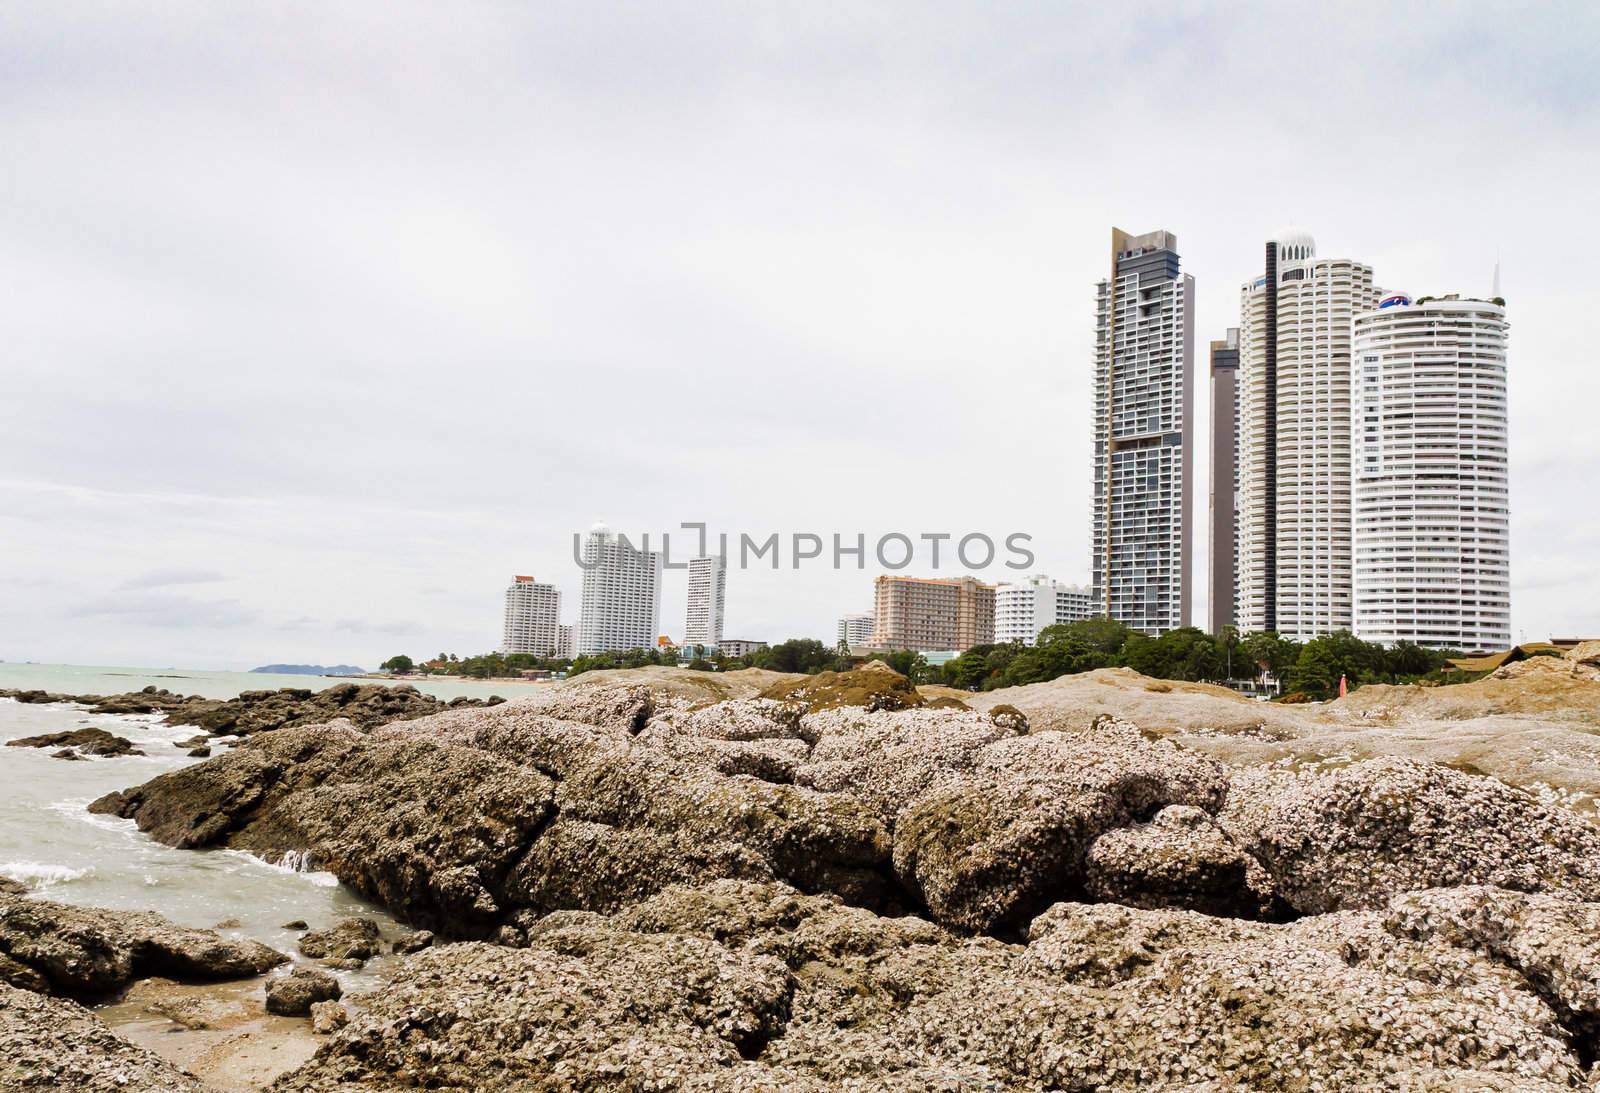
[1493,255,1501,298]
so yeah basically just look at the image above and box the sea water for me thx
[0,663,519,988]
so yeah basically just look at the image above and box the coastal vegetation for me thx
[380,625,1453,700]
[932,622,1453,699]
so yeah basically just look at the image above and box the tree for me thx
[1218,624,1240,679]
[1288,631,1388,699]
[380,654,414,674]
[751,638,847,675]
[1241,631,1300,678]
[1117,628,1224,682]
[1044,617,1136,656]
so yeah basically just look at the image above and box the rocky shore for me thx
[13,660,1600,1088]
[0,681,503,744]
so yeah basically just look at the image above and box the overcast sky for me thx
[4,2,1598,669]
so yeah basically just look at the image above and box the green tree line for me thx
[382,624,1458,700]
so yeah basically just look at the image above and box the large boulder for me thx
[757,662,924,713]
[0,981,205,1091]
[6,727,143,757]
[270,880,1590,1092]
[1219,756,1600,913]
[892,779,1119,933]
[92,724,558,933]
[1384,885,1600,1047]
[0,891,286,998]
[297,917,381,965]
[264,967,341,1016]
[1084,804,1272,918]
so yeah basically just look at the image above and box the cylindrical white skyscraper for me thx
[1351,295,1510,651]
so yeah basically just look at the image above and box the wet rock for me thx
[174,735,210,749]
[132,978,254,1030]
[8,727,142,757]
[0,891,287,998]
[92,724,557,934]
[50,748,85,760]
[297,917,381,964]
[309,999,348,1033]
[5,681,499,739]
[281,919,308,931]
[390,929,433,954]
[186,746,211,757]
[0,950,50,992]
[1084,804,1272,918]
[0,981,205,1091]
[213,918,241,929]
[1220,756,1600,913]
[264,967,340,1016]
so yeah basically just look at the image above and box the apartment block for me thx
[502,576,561,656]
[1091,227,1194,635]
[1352,296,1511,651]
[576,523,663,655]
[1236,232,1378,640]
[718,638,768,658]
[872,575,995,652]
[837,611,875,649]
[684,555,726,648]
[994,575,1096,644]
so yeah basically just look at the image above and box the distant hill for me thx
[249,664,367,677]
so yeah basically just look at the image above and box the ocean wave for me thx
[0,860,93,890]
[219,848,339,888]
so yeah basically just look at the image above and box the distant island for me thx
[249,664,367,677]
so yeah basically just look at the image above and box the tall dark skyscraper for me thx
[1208,330,1239,632]
[1091,228,1194,635]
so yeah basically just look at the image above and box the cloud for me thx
[2,2,1598,666]
[118,568,229,590]
[71,595,262,630]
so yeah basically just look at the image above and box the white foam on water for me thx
[219,848,339,888]
[47,797,139,834]
[1,860,94,890]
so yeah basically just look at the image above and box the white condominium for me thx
[837,612,875,649]
[1236,231,1378,640]
[557,624,576,660]
[994,575,1095,645]
[576,522,663,654]
[1092,227,1194,635]
[502,576,562,656]
[684,555,726,648]
[1352,295,1510,651]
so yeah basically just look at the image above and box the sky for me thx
[4,1,1598,669]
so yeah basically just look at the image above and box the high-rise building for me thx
[683,555,726,648]
[872,575,994,652]
[1209,329,1240,632]
[1236,232,1378,640]
[1092,227,1194,635]
[557,623,576,660]
[502,576,561,656]
[576,523,663,654]
[837,611,875,649]
[1352,295,1510,651]
[994,575,1096,645]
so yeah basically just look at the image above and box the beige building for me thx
[871,575,995,652]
